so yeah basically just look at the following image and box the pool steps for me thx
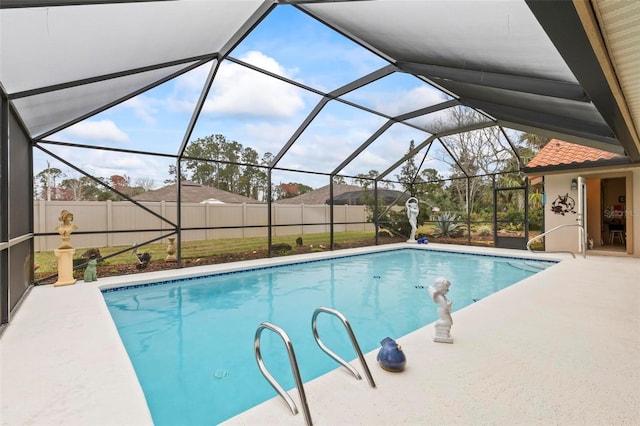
[507,260,550,273]
[254,307,376,426]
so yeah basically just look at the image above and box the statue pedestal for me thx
[433,334,454,344]
[54,248,77,287]
[433,325,453,344]
[406,239,417,244]
[165,237,177,262]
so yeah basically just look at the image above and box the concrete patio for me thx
[1,244,639,425]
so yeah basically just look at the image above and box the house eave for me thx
[522,157,634,175]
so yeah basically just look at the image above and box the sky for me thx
[36,4,513,191]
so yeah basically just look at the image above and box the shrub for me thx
[270,243,292,254]
[476,224,492,237]
[431,212,461,238]
[375,209,416,238]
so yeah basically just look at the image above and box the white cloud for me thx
[63,120,129,143]
[343,150,391,176]
[169,51,305,118]
[204,51,304,117]
[242,50,299,77]
[376,85,447,117]
[121,96,158,125]
[242,122,300,153]
[81,151,171,187]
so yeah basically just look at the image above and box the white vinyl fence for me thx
[34,200,373,251]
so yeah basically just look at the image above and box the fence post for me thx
[326,204,330,233]
[272,203,276,237]
[345,204,348,232]
[205,203,211,239]
[243,203,247,238]
[106,200,113,248]
[160,201,166,236]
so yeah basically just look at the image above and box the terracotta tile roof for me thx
[526,139,624,168]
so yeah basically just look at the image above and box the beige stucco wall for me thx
[540,165,638,257]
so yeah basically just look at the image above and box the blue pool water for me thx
[102,248,555,425]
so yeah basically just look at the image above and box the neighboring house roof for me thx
[330,188,409,205]
[132,181,260,203]
[275,184,362,204]
[524,139,628,171]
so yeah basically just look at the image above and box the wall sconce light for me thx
[570,178,578,191]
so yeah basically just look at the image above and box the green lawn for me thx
[34,231,378,274]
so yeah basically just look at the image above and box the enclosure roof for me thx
[1,0,639,166]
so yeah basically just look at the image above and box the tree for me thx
[110,175,130,193]
[165,163,187,185]
[238,147,264,199]
[395,140,423,195]
[95,177,116,201]
[59,176,100,201]
[182,135,221,186]
[396,140,418,195]
[256,152,273,202]
[432,106,516,215]
[135,177,155,192]
[274,182,313,200]
[416,168,453,213]
[178,134,269,200]
[352,170,395,191]
[519,132,549,151]
[353,170,379,190]
[218,139,242,192]
[35,165,64,200]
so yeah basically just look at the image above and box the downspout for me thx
[577,176,587,255]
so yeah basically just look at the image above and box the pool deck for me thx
[1,243,639,426]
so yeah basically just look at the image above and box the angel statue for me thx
[428,277,454,343]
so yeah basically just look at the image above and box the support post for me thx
[329,176,334,250]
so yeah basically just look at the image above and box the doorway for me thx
[601,177,626,250]
[585,176,627,252]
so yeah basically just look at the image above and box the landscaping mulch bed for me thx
[35,235,409,284]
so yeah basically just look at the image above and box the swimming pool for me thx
[102,248,556,425]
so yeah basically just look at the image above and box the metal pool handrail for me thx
[254,322,312,426]
[526,223,586,259]
[311,307,376,389]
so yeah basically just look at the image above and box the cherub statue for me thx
[405,197,419,242]
[55,209,78,249]
[428,277,453,343]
